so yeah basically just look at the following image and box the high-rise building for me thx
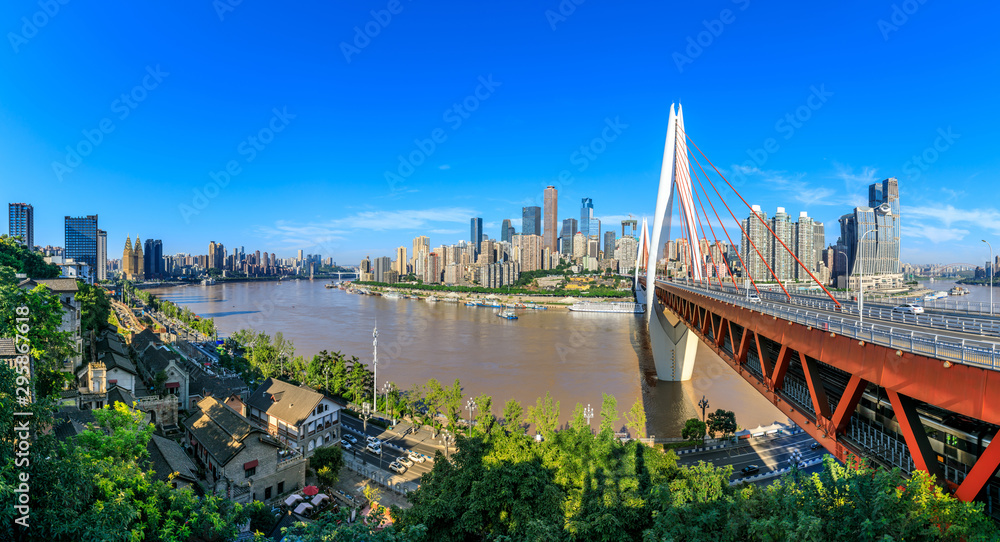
[543,186,558,252]
[614,236,638,273]
[470,218,483,255]
[589,218,601,240]
[560,218,578,255]
[394,246,408,276]
[770,207,793,280]
[793,212,814,281]
[374,256,392,283]
[208,241,225,270]
[838,178,901,278]
[64,215,99,278]
[572,232,587,259]
[580,198,594,237]
[122,235,145,281]
[515,234,543,272]
[522,206,541,236]
[812,222,825,272]
[9,203,34,249]
[621,219,637,238]
[740,206,770,281]
[96,229,107,281]
[500,219,513,244]
[603,231,616,259]
[144,239,163,279]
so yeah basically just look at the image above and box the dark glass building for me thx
[9,203,33,248]
[144,239,164,279]
[522,206,541,236]
[64,215,99,272]
[470,217,483,255]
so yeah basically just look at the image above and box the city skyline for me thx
[2,3,998,265]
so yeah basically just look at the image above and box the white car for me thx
[406,450,426,463]
[366,436,382,446]
[892,303,924,315]
[398,456,414,468]
[388,461,406,474]
[341,441,353,451]
[365,443,382,456]
[747,293,761,303]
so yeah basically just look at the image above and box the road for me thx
[678,432,831,483]
[339,415,439,483]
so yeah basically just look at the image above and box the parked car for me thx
[741,465,760,476]
[365,443,382,456]
[406,450,426,463]
[398,456,414,468]
[388,461,406,474]
[892,303,924,314]
[343,434,358,444]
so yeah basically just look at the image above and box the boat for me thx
[426,296,438,302]
[924,291,948,301]
[949,286,970,296]
[465,301,477,306]
[569,301,645,314]
[496,309,518,320]
[325,283,336,289]
[382,292,402,300]
[201,277,216,286]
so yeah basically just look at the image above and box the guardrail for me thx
[658,281,1000,371]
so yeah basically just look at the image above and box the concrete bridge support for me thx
[648,298,698,381]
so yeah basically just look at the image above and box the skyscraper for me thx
[794,212,814,281]
[740,206,770,281]
[770,207,793,280]
[208,241,225,270]
[9,203,34,249]
[96,229,107,281]
[522,206,541,236]
[144,239,163,279]
[64,215,98,277]
[500,219,513,244]
[560,218,578,255]
[580,198,594,237]
[394,246,408,275]
[543,186,558,252]
[839,178,901,277]
[603,231,616,259]
[621,219,637,238]
[470,218,483,255]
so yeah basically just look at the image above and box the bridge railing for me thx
[671,280,1000,339]
[660,281,1000,371]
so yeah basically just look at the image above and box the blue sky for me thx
[1,1,998,265]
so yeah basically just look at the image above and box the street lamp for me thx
[584,403,594,432]
[857,229,877,326]
[372,326,378,415]
[362,402,372,433]
[382,382,392,421]
[698,395,710,423]
[466,397,477,433]
[984,240,994,316]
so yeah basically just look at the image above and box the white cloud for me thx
[429,229,461,235]
[900,223,969,243]
[438,164,451,170]
[907,205,1000,232]
[833,162,878,188]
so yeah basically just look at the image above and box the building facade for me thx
[65,215,99,278]
[470,218,483,256]
[543,186,558,252]
[838,178,901,279]
[580,198,594,237]
[122,236,145,281]
[9,203,33,248]
[522,206,541,236]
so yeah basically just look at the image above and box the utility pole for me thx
[372,326,378,413]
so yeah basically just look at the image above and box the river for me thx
[146,280,785,437]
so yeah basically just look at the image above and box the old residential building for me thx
[184,396,306,503]
[18,278,82,372]
[242,378,342,458]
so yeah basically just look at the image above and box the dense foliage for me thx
[76,280,111,337]
[0,235,60,278]
[122,280,217,336]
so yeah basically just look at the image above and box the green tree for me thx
[681,418,707,441]
[624,398,647,439]
[346,357,372,404]
[0,276,75,396]
[706,409,737,439]
[598,392,619,435]
[75,280,111,336]
[0,235,60,278]
[526,391,560,439]
[501,399,524,433]
[312,446,344,489]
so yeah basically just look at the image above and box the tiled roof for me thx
[107,385,137,407]
[183,396,266,466]
[246,378,325,427]
[131,328,160,353]
[97,335,127,356]
[142,346,184,376]
[147,434,199,484]
[100,351,137,375]
[191,373,248,400]
[0,338,16,358]
[53,419,88,441]
[18,278,79,293]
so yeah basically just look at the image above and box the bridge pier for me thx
[648,298,698,381]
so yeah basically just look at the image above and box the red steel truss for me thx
[653,281,1000,503]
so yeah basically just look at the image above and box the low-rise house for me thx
[243,378,342,457]
[184,396,306,504]
[131,328,190,410]
[18,278,82,372]
[147,434,200,489]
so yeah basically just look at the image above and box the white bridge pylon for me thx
[645,104,702,381]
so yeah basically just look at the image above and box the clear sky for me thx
[2,1,998,265]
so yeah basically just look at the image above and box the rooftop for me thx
[247,378,328,427]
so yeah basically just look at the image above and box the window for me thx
[264,486,272,500]
[245,467,256,478]
[278,482,284,494]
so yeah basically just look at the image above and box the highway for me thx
[339,415,438,483]
[678,432,831,483]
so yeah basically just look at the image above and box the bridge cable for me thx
[684,132,842,309]
[670,149,708,286]
[674,154,724,289]
[686,149,742,291]
[692,153,773,297]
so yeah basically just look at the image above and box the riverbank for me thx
[348,283,637,309]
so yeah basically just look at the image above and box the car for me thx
[892,303,924,315]
[406,450,426,463]
[741,465,760,476]
[341,442,353,451]
[365,444,382,455]
[343,434,358,444]
[810,442,822,451]
[747,293,761,303]
[398,456,414,467]
[388,461,406,474]
[366,436,381,446]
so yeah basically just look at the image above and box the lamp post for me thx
[382,382,392,419]
[466,397,477,433]
[698,395,710,423]
[362,402,372,433]
[984,240,994,316]
[372,326,378,415]
[584,403,594,432]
